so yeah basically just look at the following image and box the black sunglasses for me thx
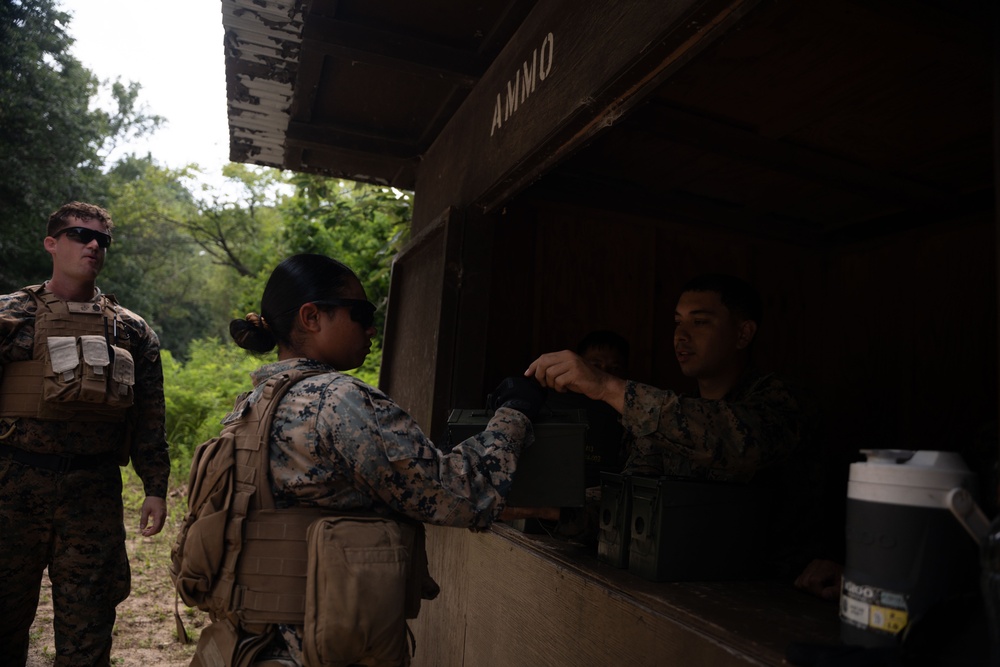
[52,226,113,249]
[310,298,377,329]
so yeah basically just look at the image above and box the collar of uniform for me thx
[39,280,102,301]
[250,358,336,389]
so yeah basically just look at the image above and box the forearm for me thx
[369,406,532,529]
[128,347,170,497]
[597,375,626,413]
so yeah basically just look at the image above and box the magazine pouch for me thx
[79,335,110,403]
[41,335,134,410]
[107,344,135,408]
[43,336,80,402]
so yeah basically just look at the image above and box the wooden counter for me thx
[409,522,841,666]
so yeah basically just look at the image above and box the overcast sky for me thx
[58,0,233,195]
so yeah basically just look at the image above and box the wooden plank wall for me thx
[484,201,824,393]
[408,524,813,667]
[381,211,457,434]
[821,215,997,483]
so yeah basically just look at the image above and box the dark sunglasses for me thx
[52,226,112,249]
[310,298,377,329]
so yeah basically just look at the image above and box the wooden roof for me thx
[223,0,535,187]
[222,0,994,244]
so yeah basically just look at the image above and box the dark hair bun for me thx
[229,318,277,354]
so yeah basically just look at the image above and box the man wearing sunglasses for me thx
[0,202,169,665]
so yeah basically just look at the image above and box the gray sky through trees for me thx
[59,0,232,196]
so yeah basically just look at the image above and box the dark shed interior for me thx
[224,0,997,661]
[222,0,1000,667]
[481,0,997,486]
[224,0,996,473]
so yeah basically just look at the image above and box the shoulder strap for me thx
[200,368,327,625]
[236,368,327,514]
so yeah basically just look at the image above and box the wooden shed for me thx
[222,0,997,664]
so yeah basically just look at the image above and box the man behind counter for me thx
[526,274,835,592]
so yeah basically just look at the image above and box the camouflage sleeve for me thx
[332,383,532,530]
[122,315,170,498]
[0,291,35,366]
[621,377,807,482]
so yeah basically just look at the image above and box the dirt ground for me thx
[27,485,208,666]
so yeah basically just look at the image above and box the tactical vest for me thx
[229,380,433,634]
[174,370,437,644]
[0,284,135,422]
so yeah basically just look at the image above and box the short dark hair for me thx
[47,202,114,237]
[576,330,630,359]
[681,274,762,324]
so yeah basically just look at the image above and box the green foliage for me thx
[161,340,265,479]
[184,164,290,279]
[100,157,220,355]
[0,0,161,290]
[349,337,383,387]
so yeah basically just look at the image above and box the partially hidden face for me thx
[313,277,377,371]
[581,345,627,378]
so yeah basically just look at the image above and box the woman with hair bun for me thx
[206,253,543,666]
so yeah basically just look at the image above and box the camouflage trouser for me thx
[0,457,130,667]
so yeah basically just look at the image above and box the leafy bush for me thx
[162,339,264,480]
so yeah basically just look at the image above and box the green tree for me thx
[99,156,223,356]
[181,164,289,278]
[161,339,263,478]
[0,0,161,290]
[96,161,288,358]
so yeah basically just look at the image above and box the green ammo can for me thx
[598,472,632,568]
[446,408,588,508]
[627,476,771,581]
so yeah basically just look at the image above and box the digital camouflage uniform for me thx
[622,370,811,482]
[0,286,169,666]
[233,358,531,664]
[621,370,824,576]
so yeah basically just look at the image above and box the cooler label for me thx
[840,579,909,635]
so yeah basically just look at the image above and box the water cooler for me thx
[840,449,982,648]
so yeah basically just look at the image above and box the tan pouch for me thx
[304,516,410,667]
[80,335,110,402]
[190,621,275,667]
[108,345,135,408]
[44,336,80,402]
